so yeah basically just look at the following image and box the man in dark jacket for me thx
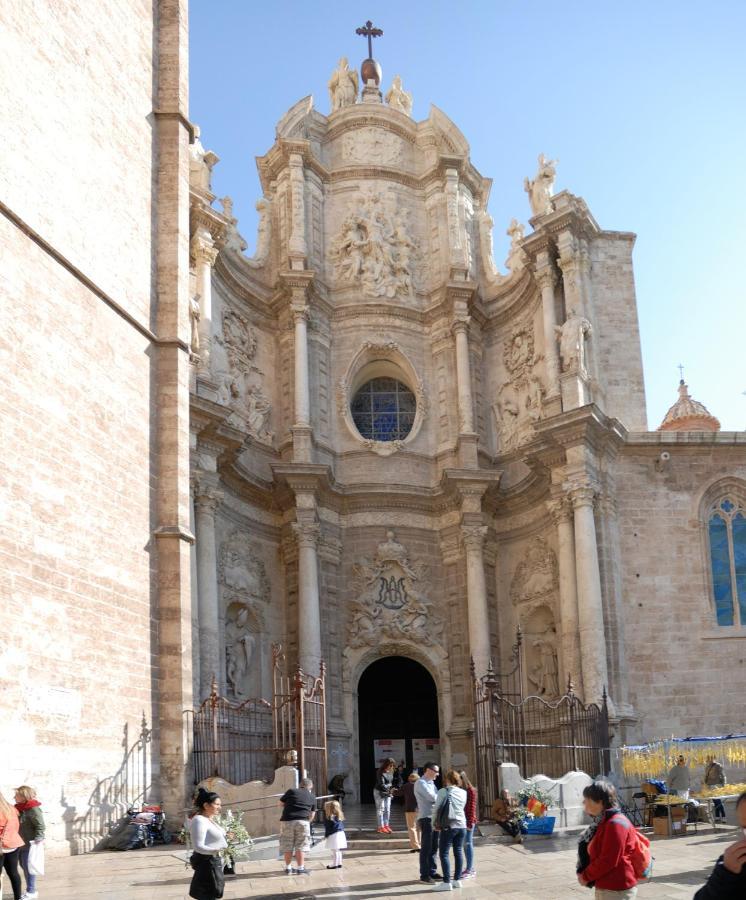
[694,791,746,899]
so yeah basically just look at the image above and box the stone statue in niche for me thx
[328,57,359,111]
[385,75,413,115]
[330,193,420,298]
[225,603,257,698]
[244,384,273,442]
[189,126,218,194]
[524,153,557,217]
[348,531,442,648]
[189,294,201,356]
[528,638,560,698]
[505,219,526,272]
[556,308,593,376]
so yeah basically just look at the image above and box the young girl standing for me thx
[324,799,347,869]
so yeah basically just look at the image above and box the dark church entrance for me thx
[358,656,439,803]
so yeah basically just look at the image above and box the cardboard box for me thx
[653,816,687,837]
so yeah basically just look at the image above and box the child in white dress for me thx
[324,799,347,869]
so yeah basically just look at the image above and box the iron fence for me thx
[190,644,327,791]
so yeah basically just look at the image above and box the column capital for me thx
[291,302,309,324]
[190,231,219,267]
[461,524,488,552]
[194,484,223,516]
[567,484,597,510]
[451,316,471,336]
[292,521,320,548]
[534,262,558,293]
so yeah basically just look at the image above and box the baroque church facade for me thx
[2,2,744,849]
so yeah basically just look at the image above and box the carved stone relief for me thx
[330,191,420,298]
[214,309,274,444]
[509,536,559,605]
[521,603,560,699]
[341,129,404,166]
[348,531,443,648]
[493,325,546,451]
[219,530,271,606]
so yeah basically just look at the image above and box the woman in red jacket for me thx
[578,780,637,899]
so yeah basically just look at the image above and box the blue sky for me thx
[189,0,745,431]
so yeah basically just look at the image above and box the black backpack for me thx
[435,790,452,829]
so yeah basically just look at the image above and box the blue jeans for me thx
[20,843,38,893]
[713,798,726,818]
[418,817,439,879]
[374,790,392,827]
[438,826,465,883]
[463,824,475,872]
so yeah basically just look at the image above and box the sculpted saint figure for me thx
[189,295,201,355]
[556,308,593,374]
[524,153,557,217]
[225,605,256,697]
[385,75,413,115]
[245,384,272,440]
[328,57,359,111]
[505,218,526,272]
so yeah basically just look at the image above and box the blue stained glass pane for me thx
[397,393,416,413]
[352,412,372,434]
[351,393,370,414]
[371,377,397,391]
[733,513,746,624]
[372,393,397,412]
[709,514,734,626]
[721,499,735,513]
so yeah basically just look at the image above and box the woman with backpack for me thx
[577,780,641,898]
[432,769,467,892]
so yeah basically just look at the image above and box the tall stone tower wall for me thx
[0,0,193,853]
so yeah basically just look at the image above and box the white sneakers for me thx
[433,883,452,891]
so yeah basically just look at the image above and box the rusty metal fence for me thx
[473,630,610,819]
[190,644,327,792]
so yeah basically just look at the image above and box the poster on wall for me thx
[373,739,406,768]
[411,738,440,768]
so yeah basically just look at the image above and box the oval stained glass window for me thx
[351,378,416,442]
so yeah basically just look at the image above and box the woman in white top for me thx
[432,769,468,891]
[188,788,228,900]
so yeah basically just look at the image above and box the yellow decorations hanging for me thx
[620,737,746,781]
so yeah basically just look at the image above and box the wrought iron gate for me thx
[190,644,327,793]
[473,630,610,819]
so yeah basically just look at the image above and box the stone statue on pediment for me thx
[328,57,359,111]
[505,218,526,272]
[524,153,557,217]
[385,75,413,115]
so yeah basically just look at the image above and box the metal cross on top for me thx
[355,19,383,58]
[678,363,685,381]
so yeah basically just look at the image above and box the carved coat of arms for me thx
[348,531,442,648]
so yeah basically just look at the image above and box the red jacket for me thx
[464,786,478,829]
[584,810,637,890]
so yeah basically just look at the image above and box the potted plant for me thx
[516,786,556,835]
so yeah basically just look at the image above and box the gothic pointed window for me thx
[351,378,416,442]
[707,496,746,626]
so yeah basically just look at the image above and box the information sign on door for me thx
[373,738,406,768]
[411,738,440,768]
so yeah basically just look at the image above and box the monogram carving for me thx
[341,129,404,166]
[349,531,442,648]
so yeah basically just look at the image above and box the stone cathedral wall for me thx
[615,443,746,740]
[0,0,175,854]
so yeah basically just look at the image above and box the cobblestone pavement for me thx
[18,825,737,899]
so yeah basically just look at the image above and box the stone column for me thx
[293,521,322,675]
[569,485,609,705]
[461,525,491,676]
[194,480,223,698]
[548,496,582,696]
[534,251,560,399]
[293,301,310,428]
[452,317,475,434]
[190,228,219,373]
